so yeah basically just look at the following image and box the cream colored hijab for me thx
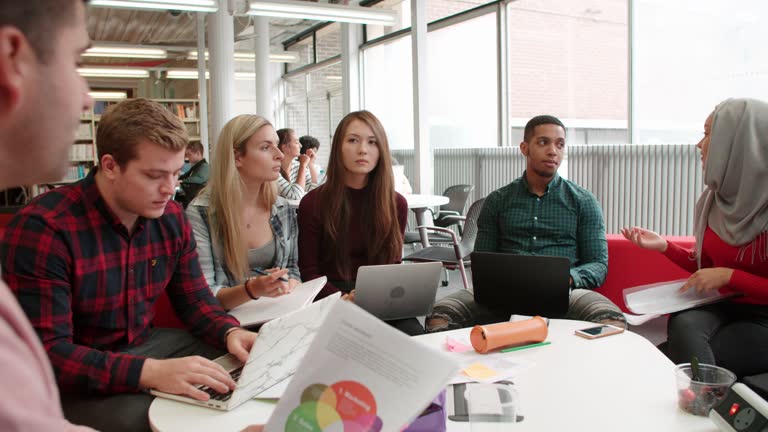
[694,98,768,267]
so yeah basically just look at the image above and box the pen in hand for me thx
[252,267,289,283]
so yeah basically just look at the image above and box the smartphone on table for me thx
[574,324,625,339]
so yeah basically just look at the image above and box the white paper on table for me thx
[264,301,460,432]
[228,276,327,326]
[624,279,739,315]
[466,384,504,415]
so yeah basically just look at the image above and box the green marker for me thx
[500,341,552,353]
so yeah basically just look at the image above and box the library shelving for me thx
[24,98,201,200]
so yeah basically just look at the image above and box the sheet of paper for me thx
[456,358,532,384]
[466,383,504,415]
[228,276,327,326]
[264,301,460,432]
[227,292,340,409]
[253,377,291,400]
[624,279,739,315]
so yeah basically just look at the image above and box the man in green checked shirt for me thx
[426,115,625,332]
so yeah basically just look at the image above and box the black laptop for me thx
[470,252,571,316]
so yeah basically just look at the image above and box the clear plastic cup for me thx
[464,383,520,431]
[675,363,736,416]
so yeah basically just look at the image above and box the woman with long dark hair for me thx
[298,111,421,334]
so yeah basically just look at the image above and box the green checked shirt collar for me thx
[474,171,608,289]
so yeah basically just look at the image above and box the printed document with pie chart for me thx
[265,301,459,432]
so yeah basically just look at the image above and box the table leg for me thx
[412,207,431,248]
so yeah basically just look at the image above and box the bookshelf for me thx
[24,98,202,200]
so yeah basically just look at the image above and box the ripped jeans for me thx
[426,288,626,332]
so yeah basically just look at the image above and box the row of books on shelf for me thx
[169,103,197,120]
[76,123,93,140]
[60,165,90,183]
[70,144,94,161]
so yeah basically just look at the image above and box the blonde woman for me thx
[187,115,300,311]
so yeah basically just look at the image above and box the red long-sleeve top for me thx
[664,226,768,305]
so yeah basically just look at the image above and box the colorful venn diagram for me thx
[284,380,383,432]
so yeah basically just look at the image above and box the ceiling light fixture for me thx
[78,67,150,78]
[187,50,300,63]
[83,45,167,59]
[89,0,218,12]
[245,0,396,25]
[166,69,256,80]
[88,91,129,100]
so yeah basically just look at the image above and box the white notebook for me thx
[228,276,327,327]
[624,279,739,316]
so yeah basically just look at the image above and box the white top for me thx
[148,319,716,432]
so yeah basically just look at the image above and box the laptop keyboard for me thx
[198,366,243,402]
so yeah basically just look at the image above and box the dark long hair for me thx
[276,128,294,181]
[318,111,402,280]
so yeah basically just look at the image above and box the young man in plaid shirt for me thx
[1,98,257,431]
[426,115,626,332]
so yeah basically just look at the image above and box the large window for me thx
[508,0,628,145]
[635,0,768,144]
[362,35,414,149]
[428,11,498,148]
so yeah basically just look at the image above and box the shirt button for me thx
[537,198,540,202]
[533,236,537,240]
[534,216,538,221]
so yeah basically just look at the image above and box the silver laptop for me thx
[354,262,443,320]
[150,290,340,411]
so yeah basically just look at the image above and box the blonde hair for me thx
[96,98,188,165]
[206,114,277,280]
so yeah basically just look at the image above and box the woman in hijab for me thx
[622,98,768,378]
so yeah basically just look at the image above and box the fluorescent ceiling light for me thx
[84,45,167,59]
[88,91,128,100]
[246,0,396,25]
[187,50,300,63]
[78,67,150,78]
[166,69,255,80]
[89,0,217,12]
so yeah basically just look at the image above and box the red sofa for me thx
[597,234,695,313]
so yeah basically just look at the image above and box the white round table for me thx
[404,194,450,247]
[148,319,716,432]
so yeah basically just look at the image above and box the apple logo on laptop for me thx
[389,286,406,298]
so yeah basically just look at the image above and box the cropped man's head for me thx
[0,0,92,187]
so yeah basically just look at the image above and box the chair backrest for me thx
[458,198,485,257]
[440,184,474,215]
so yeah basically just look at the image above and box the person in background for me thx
[391,156,413,195]
[276,128,318,200]
[1,99,257,432]
[187,115,300,311]
[0,0,94,429]
[298,111,423,336]
[622,98,768,378]
[426,115,626,332]
[299,134,324,182]
[176,140,209,208]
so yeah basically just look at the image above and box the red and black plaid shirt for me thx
[0,170,239,394]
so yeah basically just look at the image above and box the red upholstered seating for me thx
[596,234,695,313]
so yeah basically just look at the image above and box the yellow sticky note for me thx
[462,363,498,380]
